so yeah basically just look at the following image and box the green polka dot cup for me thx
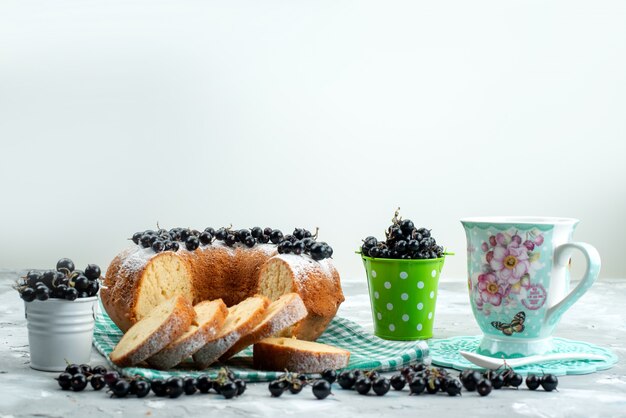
[362,255,445,340]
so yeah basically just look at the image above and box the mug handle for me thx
[545,242,601,326]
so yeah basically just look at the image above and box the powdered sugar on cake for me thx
[273,253,334,280]
[118,246,157,277]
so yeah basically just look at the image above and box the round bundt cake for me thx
[101,239,344,341]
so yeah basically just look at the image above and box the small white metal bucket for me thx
[25,297,98,371]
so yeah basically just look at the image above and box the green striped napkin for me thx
[93,305,429,382]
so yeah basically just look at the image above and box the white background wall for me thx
[1,0,625,281]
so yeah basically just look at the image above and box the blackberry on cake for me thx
[101,225,343,342]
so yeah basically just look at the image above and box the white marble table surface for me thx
[1,270,624,418]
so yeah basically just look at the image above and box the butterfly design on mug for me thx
[491,311,525,335]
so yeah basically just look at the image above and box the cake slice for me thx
[193,295,270,369]
[253,337,350,373]
[110,295,195,367]
[220,293,308,361]
[147,299,229,370]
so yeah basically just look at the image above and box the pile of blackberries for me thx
[336,364,459,396]
[57,364,246,399]
[16,258,101,302]
[361,209,444,260]
[336,369,392,396]
[132,226,333,261]
[267,370,336,399]
[476,368,559,392]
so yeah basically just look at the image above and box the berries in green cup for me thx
[359,209,449,340]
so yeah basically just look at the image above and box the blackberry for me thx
[134,380,151,398]
[151,380,168,397]
[92,365,107,375]
[540,374,558,391]
[65,287,78,301]
[56,258,75,273]
[111,379,131,397]
[321,369,337,384]
[526,374,540,390]
[183,377,197,395]
[337,370,356,389]
[166,377,184,398]
[220,381,238,399]
[461,370,482,391]
[312,380,332,399]
[292,240,305,255]
[234,379,246,395]
[477,379,492,396]
[400,219,414,234]
[20,287,36,302]
[445,378,463,396]
[508,372,523,388]
[152,240,165,252]
[199,231,213,245]
[103,371,120,387]
[355,377,371,395]
[180,229,193,241]
[84,264,101,280]
[408,376,426,395]
[70,373,88,391]
[269,380,286,397]
[35,285,50,301]
[132,232,142,244]
[270,230,284,244]
[215,228,228,241]
[90,374,106,390]
[390,374,406,390]
[57,372,73,390]
[425,377,441,394]
[65,363,81,375]
[372,377,390,396]
[225,234,237,246]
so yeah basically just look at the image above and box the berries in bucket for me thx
[359,209,450,340]
[14,258,101,371]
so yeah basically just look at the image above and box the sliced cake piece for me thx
[147,299,229,370]
[253,337,350,373]
[110,295,195,367]
[193,295,270,369]
[220,293,307,361]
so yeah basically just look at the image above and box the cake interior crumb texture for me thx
[135,253,193,321]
